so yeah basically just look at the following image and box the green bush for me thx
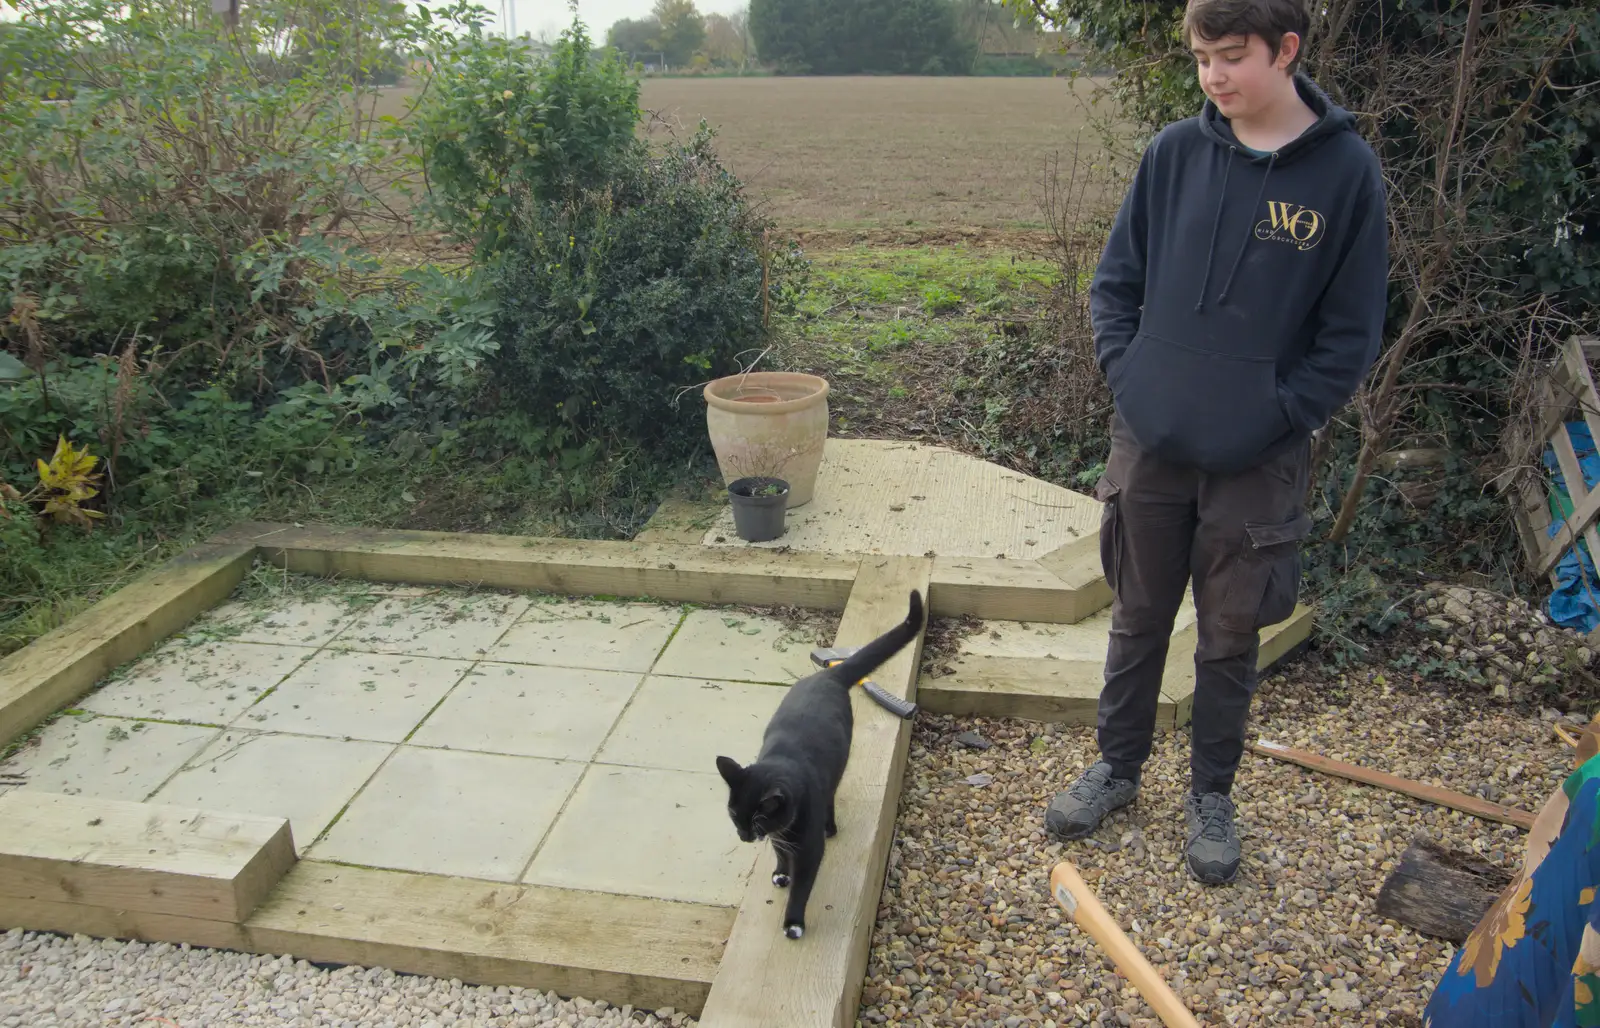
[407,17,807,463]
[0,0,454,387]
[491,123,806,459]
[406,16,641,259]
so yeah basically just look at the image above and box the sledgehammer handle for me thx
[862,680,917,719]
[1048,861,1202,1028]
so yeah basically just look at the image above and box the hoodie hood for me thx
[1197,72,1357,166]
[1087,73,1390,475]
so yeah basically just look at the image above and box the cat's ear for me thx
[715,755,745,786]
[758,787,786,816]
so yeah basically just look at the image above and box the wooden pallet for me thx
[1499,336,1600,581]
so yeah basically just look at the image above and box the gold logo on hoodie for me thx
[1254,201,1325,251]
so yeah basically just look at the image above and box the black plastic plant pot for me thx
[728,476,789,542]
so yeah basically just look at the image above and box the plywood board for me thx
[229,522,859,611]
[701,439,1100,560]
[697,556,932,1028]
[0,791,294,922]
[0,538,255,747]
[0,861,733,1015]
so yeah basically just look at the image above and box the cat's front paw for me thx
[772,872,792,888]
[783,922,804,940]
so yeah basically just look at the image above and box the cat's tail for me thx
[828,589,926,687]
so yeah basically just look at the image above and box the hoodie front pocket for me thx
[1105,334,1147,393]
[1217,510,1313,634]
[1110,332,1291,470]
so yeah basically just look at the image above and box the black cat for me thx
[715,589,925,940]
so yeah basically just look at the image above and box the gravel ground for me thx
[0,931,696,1028]
[856,661,1575,1028]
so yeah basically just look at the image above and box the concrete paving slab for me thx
[595,675,786,774]
[198,596,361,649]
[79,641,315,727]
[523,764,757,907]
[233,650,473,743]
[0,713,219,801]
[653,609,817,684]
[310,746,585,882]
[490,598,683,673]
[409,663,642,762]
[335,592,530,661]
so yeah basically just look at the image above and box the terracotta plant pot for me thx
[728,476,789,542]
[703,371,829,508]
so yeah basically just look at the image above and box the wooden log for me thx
[0,791,295,922]
[1374,839,1515,943]
[1247,739,1536,830]
[230,521,858,611]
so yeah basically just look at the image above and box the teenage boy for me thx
[1044,0,1389,885]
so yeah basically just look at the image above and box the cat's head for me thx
[715,756,794,843]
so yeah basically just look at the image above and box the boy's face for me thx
[1191,31,1298,122]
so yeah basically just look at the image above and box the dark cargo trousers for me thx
[1095,413,1312,796]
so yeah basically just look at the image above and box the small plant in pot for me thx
[727,476,790,542]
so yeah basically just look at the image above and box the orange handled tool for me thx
[1048,861,1202,1028]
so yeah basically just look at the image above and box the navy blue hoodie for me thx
[1090,73,1389,474]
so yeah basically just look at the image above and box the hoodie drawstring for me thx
[1195,149,1278,312]
[1193,149,1234,313]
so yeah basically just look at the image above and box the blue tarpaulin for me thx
[1544,421,1600,635]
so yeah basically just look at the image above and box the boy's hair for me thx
[1183,0,1311,72]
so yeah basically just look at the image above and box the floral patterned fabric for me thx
[1424,752,1600,1027]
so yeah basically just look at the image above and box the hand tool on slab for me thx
[1049,861,1203,1028]
[809,646,918,719]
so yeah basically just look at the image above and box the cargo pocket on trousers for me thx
[1095,475,1124,599]
[1218,510,1313,634]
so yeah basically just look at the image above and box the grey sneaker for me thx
[1184,791,1242,884]
[1044,761,1139,840]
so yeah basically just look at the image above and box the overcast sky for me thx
[519,0,751,40]
[0,2,753,37]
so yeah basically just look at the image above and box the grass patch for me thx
[773,243,1070,450]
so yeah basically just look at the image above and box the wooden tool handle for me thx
[1048,861,1202,1028]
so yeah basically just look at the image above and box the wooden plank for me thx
[0,792,294,922]
[1538,484,1600,576]
[918,654,1108,724]
[1512,473,1555,571]
[1247,739,1536,830]
[1373,839,1513,943]
[922,604,1312,729]
[0,538,256,747]
[227,521,858,611]
[1561,336,1600,458]
[929,555,1106,624]
[1035,534,1115,620]
[1539,422,1600,576]
[1259,603,1316,670]
[0,861,733,1016]
[698,556,932,1028]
